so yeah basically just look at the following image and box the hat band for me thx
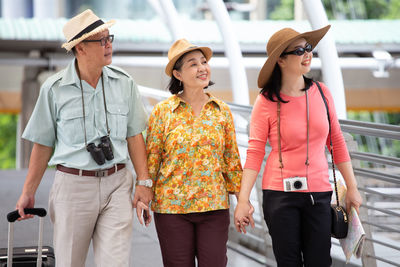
[68,19,105,43]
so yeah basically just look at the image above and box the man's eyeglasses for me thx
[281,43,313,56]
[82,35,114,46]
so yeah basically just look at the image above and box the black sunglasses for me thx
[82,35,114,46]
[281,43,313,56]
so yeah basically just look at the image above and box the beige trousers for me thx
[49,168,134,267]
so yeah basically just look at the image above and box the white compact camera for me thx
[283,177,308,192]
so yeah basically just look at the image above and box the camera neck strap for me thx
[76,62,111,147]
[277,89,310,180]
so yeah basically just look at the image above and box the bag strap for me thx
[315,81,341,207]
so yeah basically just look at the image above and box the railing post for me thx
[343,132,377,267]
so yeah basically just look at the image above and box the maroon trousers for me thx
[154,209,230,267]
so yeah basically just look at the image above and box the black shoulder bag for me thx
[315,81,348,239]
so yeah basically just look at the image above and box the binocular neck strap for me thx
[76,62,111,148]
[101,75,111,136]
[277,90,310,180]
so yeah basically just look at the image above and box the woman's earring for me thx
[179,80,182,86]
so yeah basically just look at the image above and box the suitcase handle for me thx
[7,208,47,222]
[7,208,47,267]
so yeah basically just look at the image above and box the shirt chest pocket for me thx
[107,104,129,139]
[59,108,88,145]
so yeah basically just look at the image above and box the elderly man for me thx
[15,9,153,266]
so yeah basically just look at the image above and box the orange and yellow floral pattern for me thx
[146,93,242,214]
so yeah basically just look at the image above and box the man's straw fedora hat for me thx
[165,39,213,77]
[62,9,115,51]
[257,25,331,88]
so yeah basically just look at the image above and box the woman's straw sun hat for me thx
[165,39,213,77]
[257,25,331,88]
[62,9,115,51]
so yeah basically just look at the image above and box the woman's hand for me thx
[233,168,258,233]
[234,200,255,234]
[345,186,362,214]
[335,161,363,214]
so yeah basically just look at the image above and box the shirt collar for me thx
[59,58,80,87]
[170,92,222,112]
[59,58,120,87]
[103,65,121,80]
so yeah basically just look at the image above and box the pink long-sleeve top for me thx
[244,82,350,192]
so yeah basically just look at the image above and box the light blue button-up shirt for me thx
[22,59,148,170]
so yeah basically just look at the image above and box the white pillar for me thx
[294,0,305,21]
[302,0,347,119]
[250,0,266,20]
[157,0,184,41]
[33,0,58,18]
[146,0,166,21]
[206,0,250,105]
[2,0,31,18]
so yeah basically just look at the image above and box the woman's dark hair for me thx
[260,61,313,103]
[167,49,214,95]
[260,64,287,103]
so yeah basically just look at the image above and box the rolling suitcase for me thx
[0,208,55,267]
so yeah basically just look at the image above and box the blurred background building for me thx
[1,0,399,169]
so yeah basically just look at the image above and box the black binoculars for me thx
[86,136,114,165]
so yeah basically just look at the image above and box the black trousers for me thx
[263,190,333,267]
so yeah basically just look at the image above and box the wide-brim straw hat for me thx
[257,25,331,88]
[165,38,213,77]
[61,9,115,51]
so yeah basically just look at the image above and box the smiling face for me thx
[76,29,113,67]
[278,38,313,76]
[172,50,211,91]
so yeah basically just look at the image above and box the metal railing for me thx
[138,86,400,267]
[340,120,400,267]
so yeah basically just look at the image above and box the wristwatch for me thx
[135,179,153,188]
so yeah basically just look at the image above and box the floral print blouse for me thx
[146,93,242,214]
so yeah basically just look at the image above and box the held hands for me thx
[132,184,153,208]
[234,199,255,234]
[133,184,153,227]
[136,200,152,227]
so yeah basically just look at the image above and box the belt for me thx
[56,164,125,177]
